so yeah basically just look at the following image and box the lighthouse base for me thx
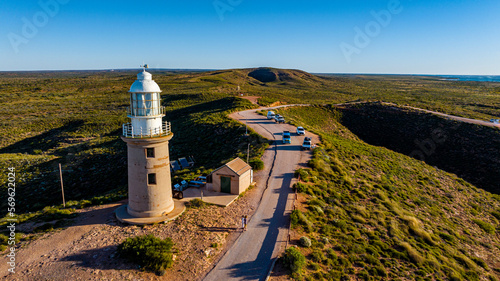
[115,201,186,225]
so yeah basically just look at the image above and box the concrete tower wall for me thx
[122,135,174,218]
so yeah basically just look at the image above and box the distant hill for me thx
[247,67,323,84]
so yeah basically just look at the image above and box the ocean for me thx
[434,75,500,82]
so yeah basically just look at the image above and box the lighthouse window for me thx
[130,93,161,116]
[148,173,157,185]
[146,148,155,158]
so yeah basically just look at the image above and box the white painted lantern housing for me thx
[123,70,169,138]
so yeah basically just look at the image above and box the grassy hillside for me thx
[336,102,500,194]
[276,106,500,280]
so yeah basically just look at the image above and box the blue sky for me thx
[1,0,499,74]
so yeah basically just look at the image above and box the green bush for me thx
[294,182,308,193]
[0,234,8,251]
[249,157,264,171]
[37,206,77,222]
[290,210,300,228]
[300,236,312,247]
[473,219,495,234]
[400,242,424,265]
[491,211,500,220]
[291,210,313,232]
[311,250,325,263]
[284,247,306,276]
[187,198,205,208]
[118,234,175,273]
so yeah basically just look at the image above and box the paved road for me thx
[203,108,317,281]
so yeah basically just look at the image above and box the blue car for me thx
[283,131,291,144]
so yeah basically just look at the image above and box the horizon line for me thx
[0,67,499,77]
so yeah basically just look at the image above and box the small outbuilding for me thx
[210,158,253,195]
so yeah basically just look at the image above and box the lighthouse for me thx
[116,66,180,224]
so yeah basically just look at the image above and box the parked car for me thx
[189,176,207,188]
[172,185,184,199]
[283,131,291,144]
[490,119,500,124]
[274,114,285,123]
[296,126,305,135]
[301,137,312,150]
[267,111,276,119]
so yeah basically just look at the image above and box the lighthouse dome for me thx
[129,70,161,93]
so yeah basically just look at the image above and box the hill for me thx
[274,105,500,280]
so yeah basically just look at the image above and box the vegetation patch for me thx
[118,234,175,274]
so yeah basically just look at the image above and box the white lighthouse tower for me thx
[116,66,181,224]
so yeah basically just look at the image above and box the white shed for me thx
[210,158,253,195]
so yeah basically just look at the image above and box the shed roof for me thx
[213,157,251,176]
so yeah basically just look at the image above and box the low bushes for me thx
[472,219,495,234]
[284,247,306,277]
[249,157,264,171]
[118,234,175,274]
[299,236,312,247]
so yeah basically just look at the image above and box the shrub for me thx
[438,232,455,243]
[471,257,488,269]
[249,157,264,171]
[0,234,8,251]
[294,182,309,193]
[284,247,306,276]
[402,215,435,245]
[290,210,300,228]
[37,206,76,222]
[311,250,326,263]
[300,236,312,247]
[400,242,424,265]
[187,198,205,208]
[118,234,175,273]
[491,211,500,220]
[291,210,313,232]
[473,219,495,234]
[311,205,324,215]
[295,168,310,181]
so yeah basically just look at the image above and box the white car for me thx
[267,111,275,119]
[296,127,305,135]
[274,114,285,123]
[301,137,312,150]
[490,119,499,124]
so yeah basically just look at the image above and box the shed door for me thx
[221,176,231,193]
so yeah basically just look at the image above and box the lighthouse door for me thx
[221,176,231,194]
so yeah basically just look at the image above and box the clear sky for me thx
[1,0,499,74]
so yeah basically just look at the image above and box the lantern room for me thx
[122,68,170,138]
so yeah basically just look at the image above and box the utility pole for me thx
[247,143,250,163]
[59,163,66,208]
